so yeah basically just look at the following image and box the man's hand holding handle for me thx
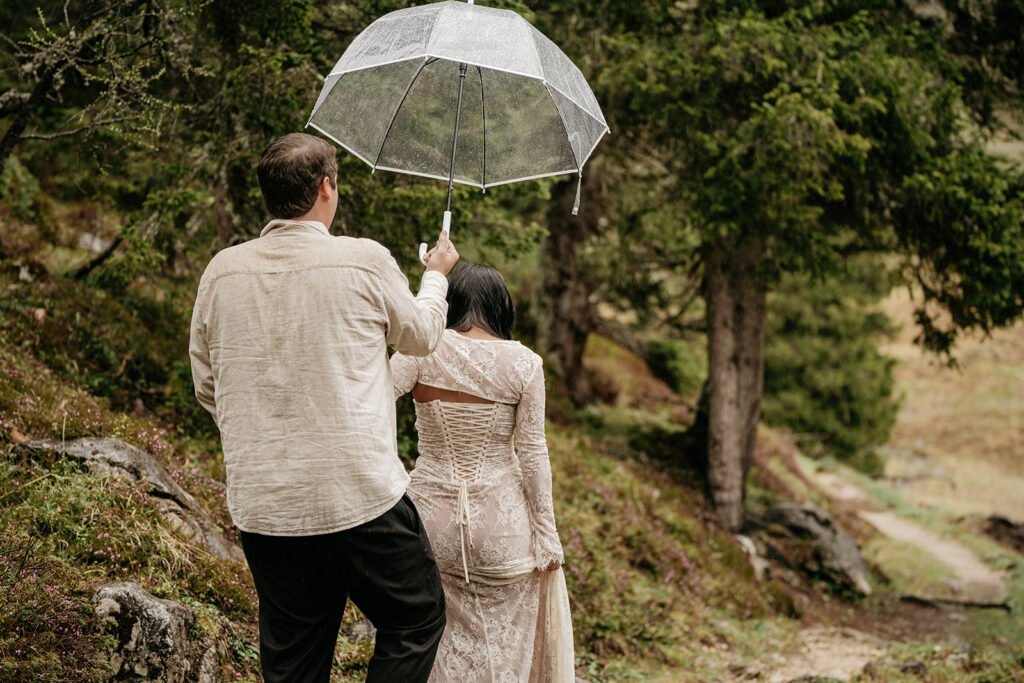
[423,228,459,276]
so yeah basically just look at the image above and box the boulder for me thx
[344,618,377,643]
[13,437,244,562]
[984,515,1024,555]
[93,582,225,682]
[750,504,872,596]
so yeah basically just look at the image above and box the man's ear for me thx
[319,176,333,199]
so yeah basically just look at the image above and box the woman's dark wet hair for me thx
[446,261,515,340]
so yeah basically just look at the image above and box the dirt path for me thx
[754,291,1018,681]
[810,468,1009,603]
[763,627,885,683]
[752,467,1008,682]
[858,511,1007,603]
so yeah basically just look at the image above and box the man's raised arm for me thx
[382,229,459,356]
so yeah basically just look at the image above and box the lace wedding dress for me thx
[391,329,574,682]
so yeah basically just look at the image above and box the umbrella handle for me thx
[419,211,452,266]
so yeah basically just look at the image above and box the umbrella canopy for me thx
[307,0,609,200]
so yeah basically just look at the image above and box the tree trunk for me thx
[214,158,253,248]
[535,173,602,406]
[703,238,767,531]
[0,70,56,177]
[738,267,767,481]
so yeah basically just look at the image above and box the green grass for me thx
[0,453,261,680]
[861,535,960,598]
[0,334,263,680]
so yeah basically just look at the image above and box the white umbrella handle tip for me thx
[419,242,429,266]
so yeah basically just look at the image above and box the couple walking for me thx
[189,133,573,682]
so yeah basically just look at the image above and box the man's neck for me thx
[293,209,332,229]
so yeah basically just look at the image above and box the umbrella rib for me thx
[477,65,486,190]
[446,62,469,211]
[543,82,581,175]
[373,57,434,172]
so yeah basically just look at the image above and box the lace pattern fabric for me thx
[392,330,572,681]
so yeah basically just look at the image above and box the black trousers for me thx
[240,494,446,683]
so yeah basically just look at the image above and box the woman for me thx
[390,261,574,682]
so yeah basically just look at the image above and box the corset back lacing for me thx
[432,400,503,681]
[436,401,501,586]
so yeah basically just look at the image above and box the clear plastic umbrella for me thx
[306,0,609,262]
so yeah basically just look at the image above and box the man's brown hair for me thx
[257,133,338,219]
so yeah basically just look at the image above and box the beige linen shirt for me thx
[189,219,448,536]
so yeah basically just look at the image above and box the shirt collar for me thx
[260,219,330,238]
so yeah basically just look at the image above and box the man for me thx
[189,132,458,682]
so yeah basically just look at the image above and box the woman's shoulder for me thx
[444,329,539,357]
[442,330,542,377]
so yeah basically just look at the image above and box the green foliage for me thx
[547,423,800,677]
[584,0,1024,362]
[940,0,1024,121]
[0,339,174,457]
[896,145,1024,356]
[205,0,314,52]
[761,262,899,472]
[395,393,419,467]
[645,338,707,397]
[0,157,41,221]
[0,266,215,441]
[1,0,1023,676]
[0,0,200,178]
[0,341,258,679]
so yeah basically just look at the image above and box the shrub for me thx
[0,157,41,221]
[645,338,706,397]
[761,263,898,474]
[0,535,111,682]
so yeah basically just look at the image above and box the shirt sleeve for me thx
[379,252,449,357]
[513,354,564,569]
[188,282,217,420]
[390,352,420,399]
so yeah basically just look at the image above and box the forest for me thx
[1,0,1023,680]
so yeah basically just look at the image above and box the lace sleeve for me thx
[514,354,563,569]
[390,352,419,399]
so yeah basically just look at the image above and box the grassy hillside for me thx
[2,211,1023,681]
[0,319,788,680]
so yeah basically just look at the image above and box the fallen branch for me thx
[73,233,122,280]
[899,594,1011,612]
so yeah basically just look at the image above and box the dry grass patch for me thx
[878,289,1024,519]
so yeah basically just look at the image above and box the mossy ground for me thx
[0,297,794,681]
[2,225,1022,681]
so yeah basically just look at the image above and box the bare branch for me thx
[0,90,31,118]
[20,116,132,140]
[593,318,650,360]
